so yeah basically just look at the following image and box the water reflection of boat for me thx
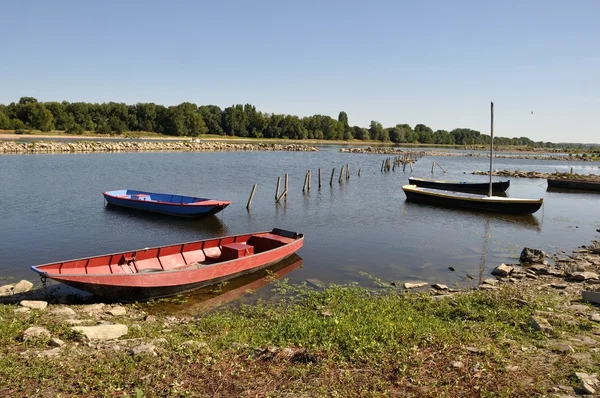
[104,204,230,235]
[404,201,541,231]
[146,254,303,314]
[546,182,600,193]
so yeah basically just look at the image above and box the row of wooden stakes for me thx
[246,164,362,209]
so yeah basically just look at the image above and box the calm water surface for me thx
[1,147,599,307]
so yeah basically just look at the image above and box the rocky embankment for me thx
[340,147,425,156]
[472,170,553,178]
[0,141,319,154]
[472,169,600,181]
[432,151,596,161]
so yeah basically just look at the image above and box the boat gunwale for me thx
[31,231,304,278]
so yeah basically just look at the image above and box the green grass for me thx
[0,283,597,397]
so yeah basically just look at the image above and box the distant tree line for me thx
[0,97,565,147]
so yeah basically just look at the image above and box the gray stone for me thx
[579,380,595,395]
[492,263,513,276]
[128,343,157,357]
[568,304,590,314]
[144,315,157,323]
[404,281,428,289]
[0,284,14,296]
[479,284,499,290]
[80,303,105,314]
[432,283,448,291]
[106,306,126,316]
[38,347,61,358]
[13,280,33,294]
[14,307,31,314]
[582,291,600,305]
[20,300,48,310]
[50,307,77,318]
[571,272,599,281]
[550,343,575,353]
[483,278,498,286]
[49,338,65,347]
[72,324,128,340]
[529,316,553,334]
[526,274,538,280]
[23,326,51,341]
[180,340,207,350]
[590,313,600,322]
[520,247,546,263]
[551,283,569,289]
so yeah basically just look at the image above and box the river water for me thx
[1,146,599,305]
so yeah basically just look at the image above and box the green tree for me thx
[369,121,384,141]
[199,105,224,135]
[0,111,11,129]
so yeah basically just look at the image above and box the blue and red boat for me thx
[103,189,231,218]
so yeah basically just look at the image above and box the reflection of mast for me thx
[478,217,492,285]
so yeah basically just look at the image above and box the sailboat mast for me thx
[488,102,494,197]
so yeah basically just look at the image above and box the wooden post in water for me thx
[284,173,288,199]
[275,176,280,201]
[330,168,335,186]
[381,160,385,172]
[339,166,345,183]
[318,168,322,188]
[276,188,287,203]
[409,161,413,172]
[246,184,257,210]
[358,168,361,177]
[431,161,435,173]
[302,172,309,192]
[307,170,311,191]
[346,163,350,180]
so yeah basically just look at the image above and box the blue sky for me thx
[1,0,598,143]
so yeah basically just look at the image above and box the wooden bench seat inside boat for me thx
[247,233,294,252]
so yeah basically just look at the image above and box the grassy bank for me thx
[2,279,599,397]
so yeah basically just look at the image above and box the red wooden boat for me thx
[30,229,304,302]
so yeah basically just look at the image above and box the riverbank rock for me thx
[529,316,553,334]
[13,280,33,294]
[0,284,14,296]
[404,281,428,289]
[520,248,546,264]
[20,300,48,310]
[492,263,513,276]
[51,307,77,318]
[22,326,51,341]
[571,272,599,281]
[72,324,128,340]
[128,343,157,357]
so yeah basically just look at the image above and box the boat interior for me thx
[37,229,300,275]
[107,189,211,204]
